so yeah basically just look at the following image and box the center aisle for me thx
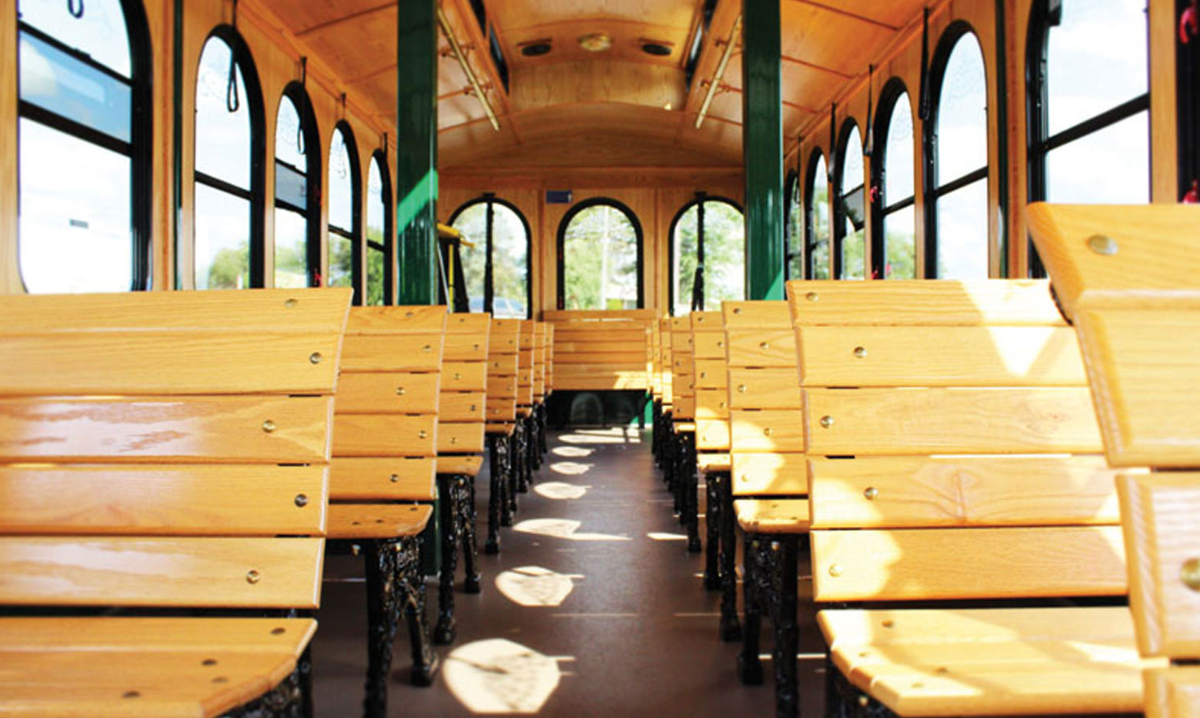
[315,427,824,716]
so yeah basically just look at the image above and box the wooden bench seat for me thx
[545,309,655,391]
[327,504,434,539]
[691,310,730,581]
[484,318,522,553]
[0,288,351,718]
[733,499,809,535]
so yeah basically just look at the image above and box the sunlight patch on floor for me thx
[514,518,631,542]
[495,566,583,607]
[444,638,564,714]
[647,532,688,541]
[551,446,594,458]
[548,462,593,477]
[535,481,591,500]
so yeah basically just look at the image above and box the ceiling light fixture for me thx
[520,40,553,57]
[641,41,673,57]
[577,33,612,52]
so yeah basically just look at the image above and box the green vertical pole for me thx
[741,0,785,301]
[396,0,439,305]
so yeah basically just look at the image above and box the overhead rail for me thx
[695,14,742,129]
[437,7,501,132]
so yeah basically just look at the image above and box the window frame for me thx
[833,118,866,279]
[274,81,322,287]
[666,194,745,315]
[192,26,266,289]
[366,149,394,306]
[1025,0,1151,277]
[327,121,362,302]
[870,78,917,278]
[16,0,154,291]
[555,197,645,311]
[447,194,533,318]
[922,22,991,279]
[803,148,829,280]
[783,170,803,279]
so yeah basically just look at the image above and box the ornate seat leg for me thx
[363,539,399,717]
[538,404,548,456]
[486,436,503,555]
[770,536,800,718]
[460,474,481,594]
[502,432,516,525]
[434,474,460,645]
[719,474,742,641]
[395,534,438,688]
[515,421,529,494]
[685,433,701,553]
[221,645,313,718]
[524,416,538,486]
[704,471,722,590]
[737,533,765,685]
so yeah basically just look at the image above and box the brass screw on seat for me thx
[733,307,742,315]
[864,487,879,500]
[246,570,261,585]
[455,373,462,380]
[309,352,322,364]
[294,494,308,507]
[853,346,867,359]
[423,345,432,352]
[806,292,819,302]
[760,342,770,351]
[1086,234,1119,256]
[763,427,773,437]
[123,691,140,699]
[820,415,835,428]
[1183,558,1200,592]
[828,564,843,577]
[284,298,298,308]
[396,387,406,396]
[262,420,277,433]
[419,430,428,439]
[737,384,747,393]
[390,474,400,483]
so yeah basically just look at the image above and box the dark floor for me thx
[313,427,826,717]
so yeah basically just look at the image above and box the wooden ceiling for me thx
[252,0,931,171]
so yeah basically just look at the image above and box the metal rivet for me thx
[470,405,477,412]
[294,494,308,507]
[828,564,843,577]
[719,402,726,408]
[271,627,286,635]
[864,487,878,501]
[763,427,773,437]
[717,341,724,347]
[935,666,949,674]
[853,346,867,359]
[405,311,414,317]
[246,570,261,584]
[390,474,400,483]
[737,384,747,393]
[123,691,141,699]
[760,342,770,351]
[806,292,819,302]
[284,298,298,308]
[881,620,894,628]
[419,430,428,439]
[262,420,277,433]
[213,676,229,684]
[700,372,707,379]
[202,658,218,666]
[733,307,742,314]
[309,352,322,364]
[1087,234,1119,256]
[451,437,458,445]
[820,415,834,428]
[454,373,462,380]
[396,387,406,396]
[858,696,869,707]
[423,345,432,352]
[1183,558,1200,592]
[473,344,480,350]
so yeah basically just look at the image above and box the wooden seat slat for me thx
[340,333,443,371]
[692,332,726,359]
[728,368,804,410]
[331,414,437,457]
[725,328,798,368]
[438,423,485,454]
[0,465,327,536]
[733,499,810,534]
[443,361,488,391]
[345,305,447,333]
[729,409,806,452]
[0,616,315,652]
[489,354,519,375]
[812,526,1126,602]
[732,453,808,495]
[797,326,1086,387]
[808,455,1121,529]
[328,457,437,501]
[694,359,728,389]
[697,453,731,472]
[696,419,731,452]
[334,372,440,414]
[722,301,791,328]
[695,389,728,418]
[0,537,324,608]
[442,333,489,362]
[486,375,518,398]
[1145,666,1200,718]
[437,455,484,477]
[438,391,486,422]
[485,423,517,436]
[0,396,334,463]
[326,504,432,540]
[804,387,1102,455]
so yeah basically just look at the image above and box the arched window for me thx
[366,151,392,306]
[669,196,744,316]
[193,29,264,290]
[925,26,990,279]
[327,123,361,300]
[449,196,532,318]
[17,0,151,292]
[784,172,804,279]
[834,121,866,279]
[805,150,831,279]
[557,199,643,310]
[871,81,917,279]
[1027,0,1149,274]
[274,84,320,288]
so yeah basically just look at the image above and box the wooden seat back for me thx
[533,322,548,403]
[723,300,804,498]
[545,309,655,390]
[331,306,446,503]
[1028,203,1200,716]
[486,319,521,426]
[544,323,555,395]
[438,313,490,456]
[787,279,1124,604]
[670,316,695,421]
[649,317,663,403]
[517,320,536,416]
[0,288,352,610]
[692,311,729,453]
[659,317,674,409]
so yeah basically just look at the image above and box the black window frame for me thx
[274,81,322,287]
[923,21,991,279]
[16,0,154,291]
[555,197,645,311]
[803,148,830,280]
[327,121,363,303]
[666,193,745,315]
[447,194,534,319]
[784,170,803,280]
[192,26,267,289]
[870,77,918,278]
[833,118,867,279]
[1178,0,1200,200]
[366,149,394,306]
[1026,0,1151,277]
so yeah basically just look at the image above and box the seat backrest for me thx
[544,323,555,395]
[660,317,674,408]
[723,300,804,498]
[331,306,446,503]
[486,318,521,425]
[692,311,728,452]
[1028,203,1200,717]
[438,313,490,455]
[670,316,695,420]
[544,309,655,390]
[0,288,352,611]
[517,320,536,412]
[788,279,1124,605]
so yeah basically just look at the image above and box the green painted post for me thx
[741,0,785,301]
[396,0,439,305]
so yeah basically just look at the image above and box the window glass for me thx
[672,200,745,316]
[562,204,640,310]
[367,247,386,305]
[194,184,250,290]
[838,126,865,280]
[450,203,488,310]
[366,157,388,306]
[809,155,830,279]
[274,209,309,288]
[936,177,989,279]
[882,90,916,278]
[329,129,353,231]
[19,32,131,141]
[883,205,917,279]
[937,36,988,184]
[195,37,250,188]
[1047,0,1148,135]
[274,92,313,287]
[275,96,306,170]
[786,177,804,279]
[1046,112,1149,203]
[19,0,131,76]
[491,203,530,318]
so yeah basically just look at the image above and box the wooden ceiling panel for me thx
[500,19,691,67]
[779,2,896,76]
[489,0,696,35]
[510,61,685,112]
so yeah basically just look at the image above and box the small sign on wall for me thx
[546,190,573,204]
